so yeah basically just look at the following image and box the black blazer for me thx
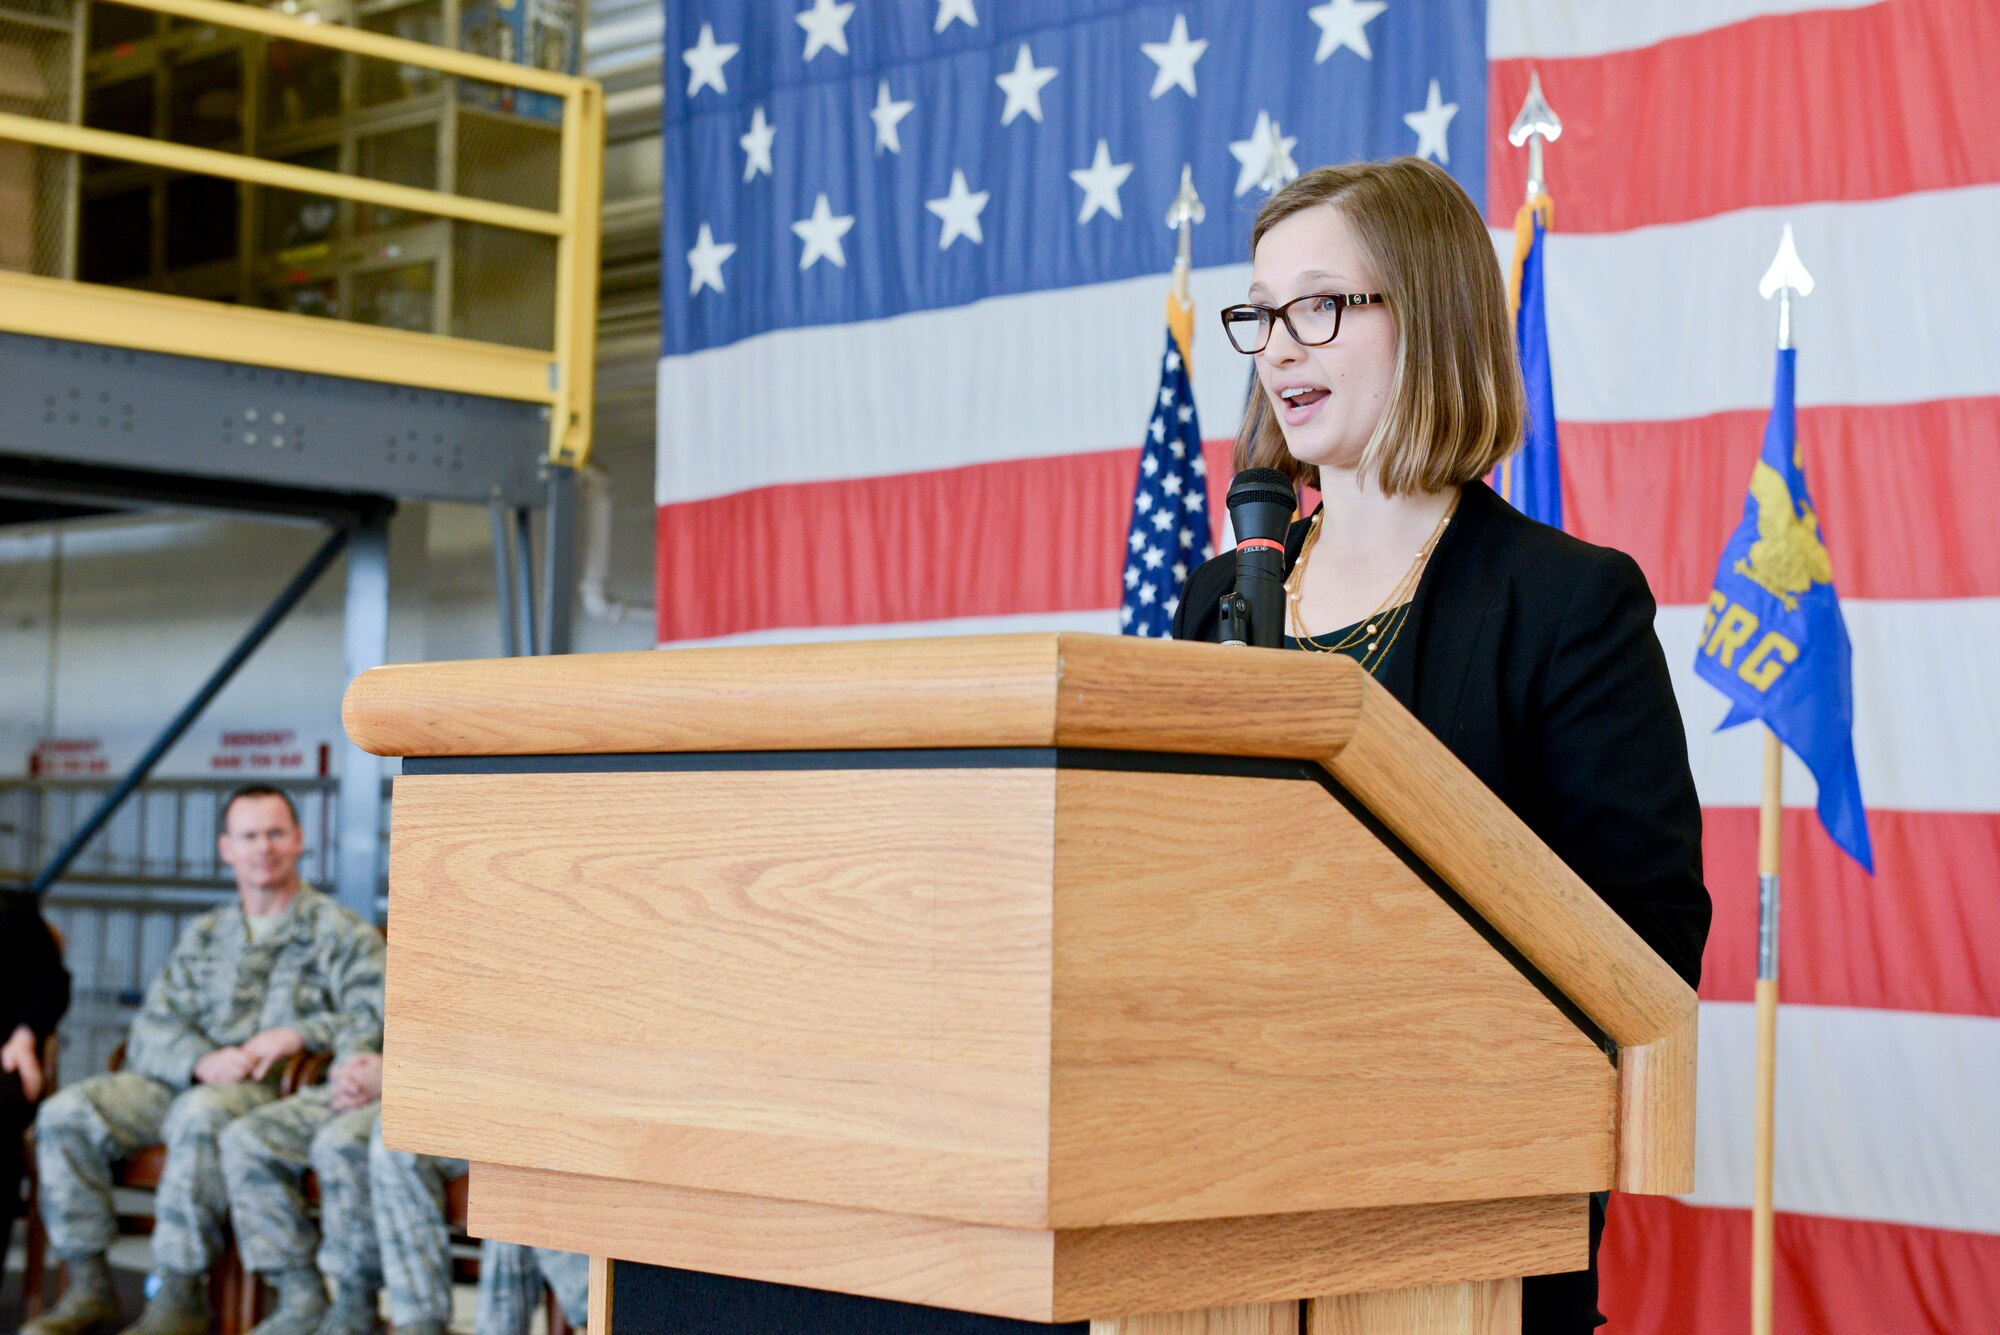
[1,888,70,1042]
[1172,481,1710,988]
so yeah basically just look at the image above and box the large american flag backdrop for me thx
[655,2,1999,1328]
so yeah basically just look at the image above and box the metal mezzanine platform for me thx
[0,0,604,916]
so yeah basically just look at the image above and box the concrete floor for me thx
[2,1222,507,1335]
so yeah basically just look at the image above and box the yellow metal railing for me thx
[0,0,605,466]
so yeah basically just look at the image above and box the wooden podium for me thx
[342,634,1696,1335]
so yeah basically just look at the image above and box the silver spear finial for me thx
[1166,163,1204,306]
[1508,71,1562,202]
[1759,223,1814,351]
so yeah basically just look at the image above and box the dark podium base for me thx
[611,1263,1090,1334]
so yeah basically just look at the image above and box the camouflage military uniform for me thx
[33,884,384,1275]
[218,1085,381,1289]
[476,1241,589,1335]
[367,1116,467,1328]
[367,1120,590,1333]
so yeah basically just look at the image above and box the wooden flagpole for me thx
[1752,730,1782,1335]
[1750,222,1809,1335]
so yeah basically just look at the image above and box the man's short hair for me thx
[218,785,301,836]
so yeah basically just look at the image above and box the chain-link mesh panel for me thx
[0,3,73,121]
[54,133,556,348]
[455,103,559,210]
[253,199,556,348]
[3,143,76,277]
[9,0,568,351]
[337,34,566,211]
[450,219,554,347]
[251,204,557,349]
[0,0,79,276]
[356,0,444,107]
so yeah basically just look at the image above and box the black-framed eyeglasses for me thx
[1218,292,1388,355]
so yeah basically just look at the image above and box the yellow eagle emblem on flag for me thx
[1733,460,1834,612]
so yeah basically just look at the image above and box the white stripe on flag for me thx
[1534,187,2000,423]
[1688,1001,2000,1235]
[1487,0,1887,61]
[658,608,1122,650]
[661,188,2000,505]
[1658,599,2000,814]
[657,264,1257,506]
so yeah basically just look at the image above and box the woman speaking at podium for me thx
[1171,157,1711,1332]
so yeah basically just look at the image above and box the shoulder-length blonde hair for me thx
[1234,157,1523,495]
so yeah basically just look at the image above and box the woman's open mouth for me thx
[1277,384,1329,425]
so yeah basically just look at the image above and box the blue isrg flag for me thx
[1121,317,1211,638]
[1696,347,1873,872]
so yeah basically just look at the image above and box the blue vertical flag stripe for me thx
[1695,347,1874,872]
[664,0,1489,356]
[1122,327,1211,636]
[1506,213,1563,528]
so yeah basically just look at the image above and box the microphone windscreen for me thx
[1226,469,1296,545]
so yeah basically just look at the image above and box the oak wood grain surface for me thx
[1090,1304,1299,1335]
[587,1256,612,1333]
[342,633,1360,761]
[354,633,1696,1199]
[1613,1007,1700,1194]
[470,1164,1584,1325]
[385,766,1615,1229]
[1324,686,1691,1048]
[1308,1280,1521,1335]
[384,767,1058,1228]
[1046,768,1614,1226]
[1050,1193,1580,1319]
[470,1162,1055,1319]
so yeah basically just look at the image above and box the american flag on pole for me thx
[1119,322,1211,638]
[658,2,2000,1329]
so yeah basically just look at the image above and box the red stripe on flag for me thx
[654,442,1234,643]
[1697,808,2000,1019]
[1601,1195,2000,1335]
[656,451,1132,642]
[1486,0,2000,231]
[657,395,1995,640]
[1561,398,2000,606]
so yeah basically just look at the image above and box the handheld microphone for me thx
[1223,468,1295,648]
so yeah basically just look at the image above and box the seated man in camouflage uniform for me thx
[26,786,385,1335]
[369,1121,588,1335]
[232,1051,587,1335]
[476,1238,589,1335]
[219,1051,384,1335]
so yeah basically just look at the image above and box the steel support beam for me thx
[0,329,548,508]
[0,455,394,528]
[514,506,539,655]
[336,515,391,919]
[490,498,521,658]
[541,463,576,654]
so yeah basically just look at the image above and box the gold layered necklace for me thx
[1284,491,1459,675]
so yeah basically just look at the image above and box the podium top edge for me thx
[342,632,1370,761]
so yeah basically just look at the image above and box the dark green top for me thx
[1282,601,1416,703]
